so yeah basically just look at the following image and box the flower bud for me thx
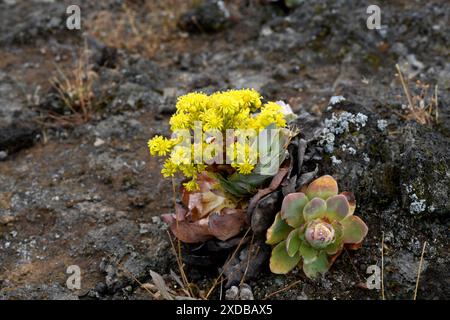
[305,220,335,249]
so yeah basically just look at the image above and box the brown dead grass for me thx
[86,0,198,58]
[35,42,98,128]
[395,64,439,125]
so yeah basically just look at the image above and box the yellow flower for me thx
[234,160,255,175]
[148,89,289,183]
[169,112,191,130]
[229,88,262,111]
[161,159,178,177]
[170,147,191,165]
[255,102,287,130]
[148,135,174,156]
[176,92,209,114]
[211,92,240,116]
[183,179,199,191]
[179,163,198,178]
[202,111,223,131]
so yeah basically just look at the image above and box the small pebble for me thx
[225,286,239,300]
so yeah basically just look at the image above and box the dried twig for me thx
[395,64,437,125]
[381,232,385,300]
[396,64,414,111]
[263,279,303,300]
[434,85,439,123]
[205,227,252,299]
[413,241,427,300]
[106,254,156,298]
[239,233,257,286]
[167,178,194,298]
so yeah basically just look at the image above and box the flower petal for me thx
[280,192,308,227]
[325,194,350,221]
[269,240,301,274]
[266,212,293,245]
[305,175,338,200]
[303,197,327,221]
[341,215,368,244]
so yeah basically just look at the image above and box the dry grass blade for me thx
[170,269,185,289]
[381,231,385,300]
[413,241,427,300]
[105,254,157,299]
[205,227,252,299]
[395,64,438,125]
[44,41,97,127]
[396,64,414,111]
[239,233,256,286]
[167,231,194,298]
[263,279,303,300]
[150,270,174,300]
[86,0,196,58]
[168,177,194,298]
[434,85,439,123]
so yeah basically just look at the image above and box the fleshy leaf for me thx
[208,208,246,241]
[341,215,368,244]
[340,191,356,215]
[299,241,318,263]
[326,194,350,221]
[303,197,327,221]
[266,212,293,245]
[286,229,301,257]
[324,222,344,255]
[269,240,301,274]
[302,251,330,279]
[161,214,212,243]
[280,193,308,227]
[182,172,234,220]
[325,241,344,256]
[305,175,338,200]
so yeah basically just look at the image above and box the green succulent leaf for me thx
[305,175,338,200]
[266,212,293,245]
[286,229,301,257]
[302,251,331,279]
[299,241,318,263]
[323,221,343,255]
[280,193,308,227]
[326,194,350,221]
[303,197,327,221]
[340,191,356,215]
[341,215,368,244]
[269,240,301,274]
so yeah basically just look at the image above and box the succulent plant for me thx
[215,125,291,198]
[266,175,368,278]
[161,172,246,243]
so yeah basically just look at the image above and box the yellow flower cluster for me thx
[148,89,288,191]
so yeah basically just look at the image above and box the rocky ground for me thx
[0,0,449,300]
